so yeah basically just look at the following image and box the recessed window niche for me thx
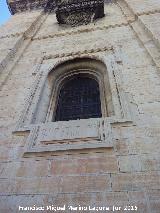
[32,57,114,125]
[14,57,132,154]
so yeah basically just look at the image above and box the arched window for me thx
[55,74,102,121]
[30,57,115,124]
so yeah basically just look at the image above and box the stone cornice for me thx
[7,0,113,14]
[7,0,55,14]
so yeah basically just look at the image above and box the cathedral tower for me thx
[0,0,160,212]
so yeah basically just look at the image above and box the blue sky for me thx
[0,0,11,26]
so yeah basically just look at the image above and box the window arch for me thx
[55,74,102,121]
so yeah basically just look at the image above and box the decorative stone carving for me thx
[7,0,104,26]
[24,117,113,154]
[7,0,105,18]
[56,0,105,26]
[38,119,101,143]
[7,0,55,14]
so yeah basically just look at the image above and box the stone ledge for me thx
[21,118,114,155]
[12,117,134,156]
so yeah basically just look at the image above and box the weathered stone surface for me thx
[138,13,160,47]
[7,0,49,14]
[124,0,160,15]
[50,155,118,175]
[0,11,42,38]
[0,0,160,212]
[118,154,160,172]
[112,172,160,191]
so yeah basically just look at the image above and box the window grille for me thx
[55,75,102,121]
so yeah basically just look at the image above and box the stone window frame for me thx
[13,54,133,155]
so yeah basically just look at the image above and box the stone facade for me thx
[0,0,160,212]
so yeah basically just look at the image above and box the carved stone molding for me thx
[43,45,113,60]
[24,117,113,154]
[56,0,104,26]
[31,21,132,41]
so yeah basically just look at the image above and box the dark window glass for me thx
[55,75,102,121]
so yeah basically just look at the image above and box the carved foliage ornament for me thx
[55,0,105,26]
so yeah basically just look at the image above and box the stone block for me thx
[104,192,128,206]
[147,190,160,212]
[112,172,160,191]
[128,191,149,212]
[0,145,23,161]
[50,156,118,175]
[16,160,49,177]
[69,193,93,205]
[147,190,160,213]
[0,195,48,212]
[138,102,160,116]
[118,154,160,172]
[14,177,61,194]
[3,175,111,194]
[0,11,41,38]
[124,0,160,15]
[61,175,111,193]
[114,139,129,155]
[0,179,15,195]
[128,191,146,202]
[118,155,142,172]
[141,154,160,171]
[138,13,160,47]
[128,137,160,155]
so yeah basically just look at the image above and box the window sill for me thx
[13,117,133,156]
